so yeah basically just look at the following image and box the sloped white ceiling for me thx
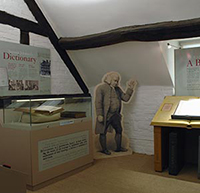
[68,42,172,87]
[34,0,200,87]
[36,0,200,37]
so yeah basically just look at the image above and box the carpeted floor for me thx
[28,153,200,193]
[98,153,200,184]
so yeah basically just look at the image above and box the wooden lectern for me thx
[151,96,200,172]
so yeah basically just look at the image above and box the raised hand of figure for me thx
[127,79,137,90]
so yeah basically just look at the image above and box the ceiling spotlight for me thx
[167,43,172,49]
[167,43,181,49]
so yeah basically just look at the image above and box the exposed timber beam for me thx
[20,30,29,45]
[59,18,200,50]
[0,10,47,37]
[24,0,89,94]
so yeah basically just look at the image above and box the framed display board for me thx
[175,47,200,96]
[0,40,51,96]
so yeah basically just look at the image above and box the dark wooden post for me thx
[20,30,29,45]
[154,126,162,172]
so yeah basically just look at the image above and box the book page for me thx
[174,99,200,116]
[40,100,63,106]
[35,105,62,113]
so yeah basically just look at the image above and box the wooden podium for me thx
[151,96,200,172]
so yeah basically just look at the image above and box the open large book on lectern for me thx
[171,99,200,120]
[151,96,200,128]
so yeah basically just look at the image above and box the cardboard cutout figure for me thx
[95,72,137,155]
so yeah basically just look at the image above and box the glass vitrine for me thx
[0,94,91,130]
[0,94,93,188]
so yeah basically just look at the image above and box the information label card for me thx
[38,131,89,171]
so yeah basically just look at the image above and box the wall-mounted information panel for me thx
[0,40,51,96]
[175,47,200,96]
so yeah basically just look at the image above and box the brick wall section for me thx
[90,85,173,155]
[123,85,173,154]
[0,1,82,94]
[0,27,82,95]
[0,24,20,43]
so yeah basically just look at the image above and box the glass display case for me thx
[0,94,93,189]
[0,94,92,130]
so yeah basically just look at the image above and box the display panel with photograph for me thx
[0,40,51,96]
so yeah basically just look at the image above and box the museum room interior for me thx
[1,0,200,193]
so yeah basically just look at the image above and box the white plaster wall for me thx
[159,40,180,88]
[159,42,174,86]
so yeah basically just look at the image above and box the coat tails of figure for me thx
[95,72,137,155]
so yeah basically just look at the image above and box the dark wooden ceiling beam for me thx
[24,0,89,94]
[59,18,200,50]
[0,10,47,37]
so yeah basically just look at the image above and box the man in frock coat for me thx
[95,72,137,155]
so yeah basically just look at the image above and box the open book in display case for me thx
[0,94,93,190]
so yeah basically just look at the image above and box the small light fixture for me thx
[167,43,181,49]
[167,43,172,49]
[16,98,65,102]
[181,43,200,49]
